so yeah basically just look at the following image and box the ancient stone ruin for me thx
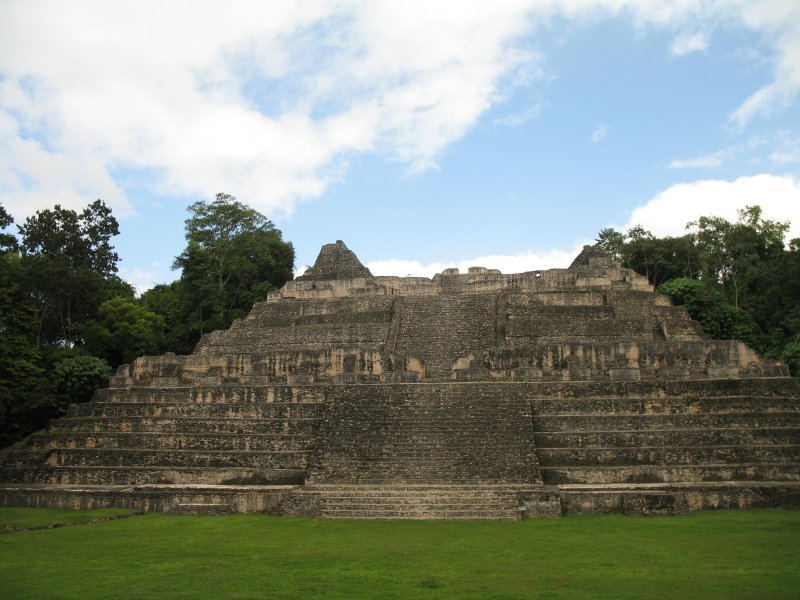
[1,240,798,518]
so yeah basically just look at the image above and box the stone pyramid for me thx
[1,241,798,518]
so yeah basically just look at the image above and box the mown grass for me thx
[0,508,798,599]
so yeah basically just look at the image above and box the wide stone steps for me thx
[536,445,799,466]
[314,485,524,520]
[540,463,800,485]
[48,416,318,435]
[6,465,307,486]
[169,503,234,515]
[25,432,313,452]
[40,448,309,469]
[534,427,800,447]
[311,460,537,484]
[533,412,797,431]
[95,387,327,404]
[67,402,323,418]
[201,324,391,352]
[530,396,800,414]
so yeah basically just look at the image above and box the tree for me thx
[0,203,17,253]
[597,205,796,362]
[0,250,50,447]
[658,278,761,347]
[690,205,789,307]
[17,200,121,347]
[139,281,195,354]
[596,226,699,287]
[53,355,112,405]
[82,297,166,368]
[170,193,294,347]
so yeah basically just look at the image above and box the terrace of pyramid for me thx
[1,240,798,519]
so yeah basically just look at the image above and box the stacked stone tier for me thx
[0,385,324,487]
[312,484,548,520]
[531,379,800,486]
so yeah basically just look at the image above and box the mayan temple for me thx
[1,240,798,519]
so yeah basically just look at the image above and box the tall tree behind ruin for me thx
[164,193,295,351]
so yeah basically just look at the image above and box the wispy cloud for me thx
[668,150,728,169]
[671,32,709,56]
[667,135,780,170]
[494,100,546,127]
[770,135,800,164]
[592,123,609,144]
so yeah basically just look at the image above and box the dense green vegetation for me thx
[0,195,294,448]
[597,206,800,374]
[0,508,797,599]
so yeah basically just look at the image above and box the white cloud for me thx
[671,32,709,56]
[592,123,609,144]
[727,1,800,128]
[0,0,798,219]
[620,174,800,242]
[770,135,800,164]
[668,150,728,169]
[366,243,587,278]
[0,0,538,217]
[494,100,547,127]
[119,266,163,296]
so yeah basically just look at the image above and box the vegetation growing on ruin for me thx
[598,205,800,374]
[1,508,798,599]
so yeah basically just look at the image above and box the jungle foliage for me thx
[0,195,294,447]
[597,206,799,374]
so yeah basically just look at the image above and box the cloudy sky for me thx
[1,1,799,291]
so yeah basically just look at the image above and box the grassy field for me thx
[1,508,798,599]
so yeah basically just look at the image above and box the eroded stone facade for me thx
[1,242,798,518]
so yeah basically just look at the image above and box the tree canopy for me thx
[597,205,798,372]
[164,193,295,350]
[0,194,294,448]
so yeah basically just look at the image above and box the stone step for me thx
[67,402,323,418]
[531,396,800,415]
[314,485,528,520]
[534,427,800,447]
[169,503,234,515]
[540,463,800,485]
[27,432,313,452]
[536,445,799,466]
[3,466,308,486]
[317,509,519,520]
[95,387,327,404]
[45,448,309,469]
[49,417,318,435]
[534,413,799,431]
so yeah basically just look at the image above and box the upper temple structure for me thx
[1,241,798,518]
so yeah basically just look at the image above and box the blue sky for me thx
[1,1,799,291]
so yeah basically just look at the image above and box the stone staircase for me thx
[310,384,542,485]
[531,379,800,487]
[313,484,535,520]
[0,384,322,487]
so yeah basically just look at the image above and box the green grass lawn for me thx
[1,508,798,599]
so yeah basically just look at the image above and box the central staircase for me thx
[312,484,559,520]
